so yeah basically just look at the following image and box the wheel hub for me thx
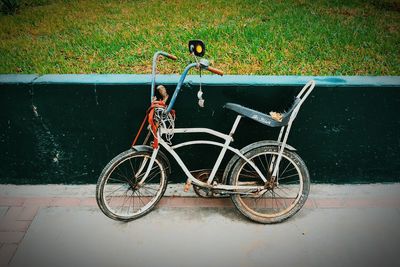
[265,177,277,190]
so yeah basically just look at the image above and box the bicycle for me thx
[96,40,316,224]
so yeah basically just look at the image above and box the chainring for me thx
[191,169,229,198]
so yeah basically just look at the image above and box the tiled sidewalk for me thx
[1,184,400,266]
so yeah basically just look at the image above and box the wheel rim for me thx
[235,151,303,219]
[101,154,165,219]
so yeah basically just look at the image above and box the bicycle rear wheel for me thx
[96,150,168,221]
[229,145,310,224]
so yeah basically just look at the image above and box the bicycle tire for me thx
[229,145,310,224]
[96,149,168,221]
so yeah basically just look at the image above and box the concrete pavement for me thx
[0,183,400,267]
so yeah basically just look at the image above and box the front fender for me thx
[221,140,296,184]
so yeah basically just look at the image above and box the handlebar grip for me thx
[207,66,224,76]
[165,53,177,60]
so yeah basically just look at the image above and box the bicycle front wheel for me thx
[96,150,168,221]
[229,146,310,224]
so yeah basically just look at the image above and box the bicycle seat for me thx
[224,98,301,127]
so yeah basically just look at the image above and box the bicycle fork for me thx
[137,147,159,186]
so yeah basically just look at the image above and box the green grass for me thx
[0,0,399,75]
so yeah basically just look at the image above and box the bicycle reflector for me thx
[189,40,205,57]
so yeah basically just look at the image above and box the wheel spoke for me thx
[108,177,126,183]
[135,166,159,180]
[128,158,136,178]
[135,190,146,207]
[105,184,126,197]
[231,147,308,223]
[142,169,162,184]
[275,185,296,197]
[280,161,292,176]
[130,190,135,214]
[116,165,129,181]
[264,154,271,172]
[140,186,154,197]
[98,152,166,220]
[141,185,158,192]
[119,188,130,213]
[279,173,299,180]
[258,156,268,175]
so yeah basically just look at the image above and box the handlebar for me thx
[157,51,178,61]
[206,66,223,76]
[149,50,223,113]
[165,61,224,113]
[151,51,178,102]
[164,53,177,60]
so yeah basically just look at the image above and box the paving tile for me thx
[157,197,170,206]
[344,198,375,208]
[23,198,53,207]
[2,207,23,222]
[303,198,316,209]
[0,221,31,232]
[342,198,400,208]
[0,232,24,244]
[166,197,233,207]
[50,198,81,207]
[80,198,97,207]
[0,244,18,266]
[314,198,345,208]
[377,198,400,208]
[204,198,234,208]
[17,206,39,221]
[0,207,8,219]
[0,198,24,207]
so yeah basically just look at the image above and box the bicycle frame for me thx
[137,115,268,193]
[140,50,314,193]
[97,44,315,224]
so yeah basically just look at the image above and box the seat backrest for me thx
[288,80,316,122]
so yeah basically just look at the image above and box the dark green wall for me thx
[1,75,399,184]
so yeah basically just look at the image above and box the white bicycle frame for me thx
[138,115,267,193]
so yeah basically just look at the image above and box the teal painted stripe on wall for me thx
[0,74,39,84]
[1,74,400,87]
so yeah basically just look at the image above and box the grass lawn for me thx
[0,0,399,75]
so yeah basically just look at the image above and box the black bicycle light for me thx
[188,40,205,57]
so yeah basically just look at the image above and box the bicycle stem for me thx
[165,62,198,114]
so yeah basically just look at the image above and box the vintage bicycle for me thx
[96,40,316,224]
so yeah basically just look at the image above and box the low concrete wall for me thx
[1,74,399,184]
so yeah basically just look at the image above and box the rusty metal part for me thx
[264,176,278,190]
[191,169,228,198]
[184,179,191,192]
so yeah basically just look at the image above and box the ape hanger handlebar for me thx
[150,51,178,102]
[165,59,223,113]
